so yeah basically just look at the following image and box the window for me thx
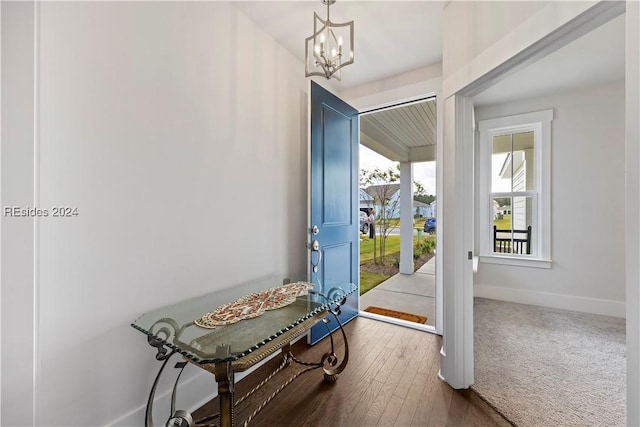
[478,110,552,268]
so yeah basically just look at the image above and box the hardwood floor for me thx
[192,317,512,427]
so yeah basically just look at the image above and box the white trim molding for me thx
[442,2,624,99]
[478,109,553,265]
[478,255,551,269]
[626,1,640,425]
[474,284,626,319]
[439,94,474,389]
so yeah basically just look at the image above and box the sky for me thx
[359,145,437,196]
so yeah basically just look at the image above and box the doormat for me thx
[364,306,427,324]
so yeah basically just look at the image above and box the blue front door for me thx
[309,81,359,345]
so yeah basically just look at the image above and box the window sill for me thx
[478,255,552,269]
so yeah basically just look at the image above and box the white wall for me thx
[339,63,441,111]
[442,1,599,98]
[474,80,625,317]
[2,2,309,425]
[443,1,554,79]
[1,2,37,424]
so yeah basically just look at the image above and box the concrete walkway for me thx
[360,257,435,326]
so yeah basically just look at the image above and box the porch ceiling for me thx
[360,98,436,163]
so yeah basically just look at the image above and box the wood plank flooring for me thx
[192,317,512,427]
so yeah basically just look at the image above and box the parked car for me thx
[359,211,369,234]
[423,217,436,234]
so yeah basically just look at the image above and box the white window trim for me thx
[478,110,553,269]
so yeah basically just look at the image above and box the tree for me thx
[414,194,436,205]
[413,182,436,209]
[360,167,401,264]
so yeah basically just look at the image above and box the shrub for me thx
[413,237,435,259]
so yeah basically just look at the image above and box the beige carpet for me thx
[473,297,626,426]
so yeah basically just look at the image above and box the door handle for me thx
[310,239,322,273]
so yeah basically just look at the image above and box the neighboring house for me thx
[413,200,432,218]
[359,188,374,212]
[495,206,511,217]
[498,144,533,230]
[415,200,436,218]
[363,184,434,218]
[363,184,400,218]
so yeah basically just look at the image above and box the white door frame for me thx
[439,4,639,421]
[355,91,444,336]
[625,2,640,425]
[438,94,475,388]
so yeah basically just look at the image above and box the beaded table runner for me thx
[194,281,314,329]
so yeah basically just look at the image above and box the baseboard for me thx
[474,284,626,318]
[108,361,215,427]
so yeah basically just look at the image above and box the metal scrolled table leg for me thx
[320,301,350,383]
[145,335,177,427]
[321,313,349,383]
[143,319,195,427]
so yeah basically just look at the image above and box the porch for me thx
[360,257,435,327]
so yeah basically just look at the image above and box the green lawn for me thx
[359,235,398,295]
[359,235,401,263]
[376,218,426,228]
[359,234,434,263]
[493,214,512,229]
[386,218,400,228]
[360,270,391,295]
[359,234,436,295]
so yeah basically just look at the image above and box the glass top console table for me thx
[132,275,357,427]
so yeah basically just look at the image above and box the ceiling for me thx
[473,13,625,107]
[361,98,437,162]
[236,4,623,165]
[235,1,445,91]
[235,1,443,163]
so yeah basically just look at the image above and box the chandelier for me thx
[305,0,354,81]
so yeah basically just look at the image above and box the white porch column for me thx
[399,162,414,274]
